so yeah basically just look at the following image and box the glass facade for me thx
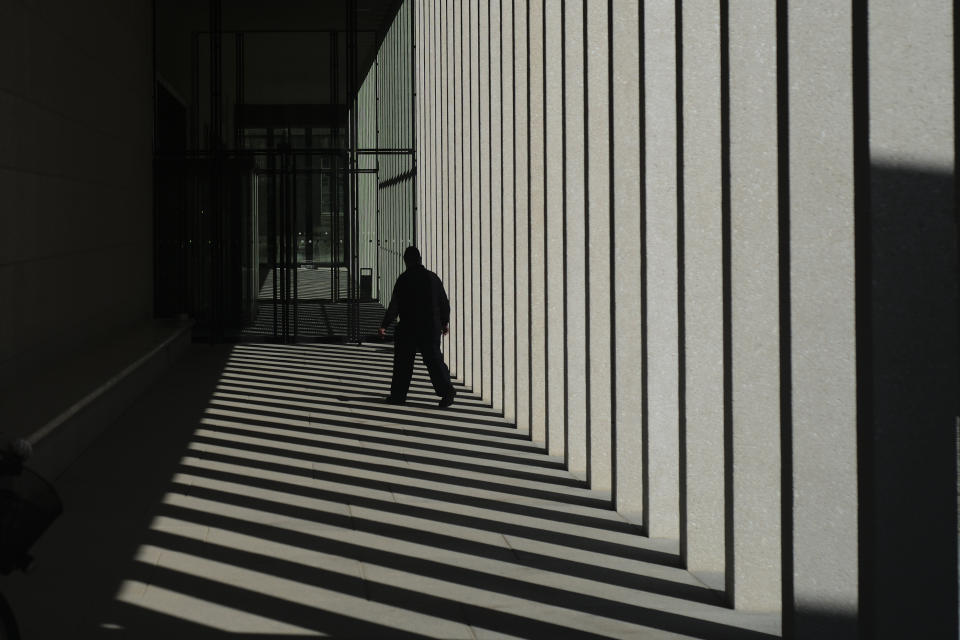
[154,2,416,342]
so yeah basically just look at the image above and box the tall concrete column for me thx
[513,0,532,435]
[435,0,444,304]
[544,0,565,457]
[425,0,435,263]
[437,0,444,276]
[415,0,425,251]
[441,0,452,365]
[478,0,492,403]
[786,2,857,635]
[501,0,517,423]
[454,0,469,386]
[611,0,644,519]
[425,0,431,255]
[490,0,504,413]
[450,0,463,380]
[680,0,725,591]
[586,0,613,493]
[469,0,482,393]
[528,0,547,444]
[862,0,958,636]
[422,0,430,273]
[725,0,781,610]
[429,0,437,265]
[643,0,679,540]
[431,0,440,355]
[563,0,588,477]
[457,0,471,387]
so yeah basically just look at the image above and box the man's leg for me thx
[420,337,455,403]
[390,335,417,401]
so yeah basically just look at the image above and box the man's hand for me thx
[378,327,387,338]
[442,323,449,336]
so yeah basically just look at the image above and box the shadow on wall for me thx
[856,164,958,638]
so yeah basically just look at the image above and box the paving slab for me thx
[2,343,780,639]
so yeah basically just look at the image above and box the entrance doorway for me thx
[243,127,363,341]
[153,4,416,344]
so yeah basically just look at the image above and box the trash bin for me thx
[360,268,373,300]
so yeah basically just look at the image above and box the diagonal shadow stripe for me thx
[125,562,435,639]
[197,422,581,486]
[174,464,664,562]
[220,364,482,407]
[226,352,470,394]
[149,507,777,640]
[200,409,554,464]
[219,367,498,416]
[108,599,382,640]
[191,440,606,507]
[216,379,502,421]
[130,540,615,640]
[213,383,510,427]
[166,479,709,600]
[228,352,404,375]
[208,392,532,441]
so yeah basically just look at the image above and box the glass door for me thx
[243,134,357,342]
[290,152,351,339]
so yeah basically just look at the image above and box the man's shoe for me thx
[438,389,456,408]
[385,395,406,405]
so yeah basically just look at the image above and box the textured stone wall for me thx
[0,0,154,385]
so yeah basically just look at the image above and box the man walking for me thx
[378,246,456,408]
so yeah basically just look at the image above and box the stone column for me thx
[725,0,781,610]
[478,0,492,403]
[457,0,473,389]
[564,0,588,477]
[544,0,566,457]
[469,0,482,393]
[442,0,454,369]
[426,0,436,265]
[514,0,532,435]
[643,0,680,540]
[785,1,857,634]
[490,0,504,413]
[611,0,644,519]
[416,0,425,251]
[438,0,449,360]
[452,0,465,380]
[586,0,613,493]
[528,0,548,444]
[680,0,725,592]
[501,0,517,423]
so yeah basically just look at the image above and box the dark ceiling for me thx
[156,0,405,106]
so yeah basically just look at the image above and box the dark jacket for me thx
[380,265,450,341]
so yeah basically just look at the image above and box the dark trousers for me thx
[391,327,453,401]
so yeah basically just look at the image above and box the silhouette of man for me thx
[378,246,456,408]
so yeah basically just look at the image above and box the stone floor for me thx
[1,343,781,639]
[244,267,388,339]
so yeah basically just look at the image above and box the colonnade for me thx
[409,1,958,636]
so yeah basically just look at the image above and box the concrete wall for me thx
[411,0,958,634]
[0,0,155,386]
[355,0,415,303]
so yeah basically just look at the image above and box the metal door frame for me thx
[152,0,416,344]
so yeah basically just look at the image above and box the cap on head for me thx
[403,246,422,268]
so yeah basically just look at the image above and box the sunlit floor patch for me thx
[7,343,780,639]
[118,582,324,635]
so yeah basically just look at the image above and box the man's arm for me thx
[380,279,402,334]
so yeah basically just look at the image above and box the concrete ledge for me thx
[0,320,192,481]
